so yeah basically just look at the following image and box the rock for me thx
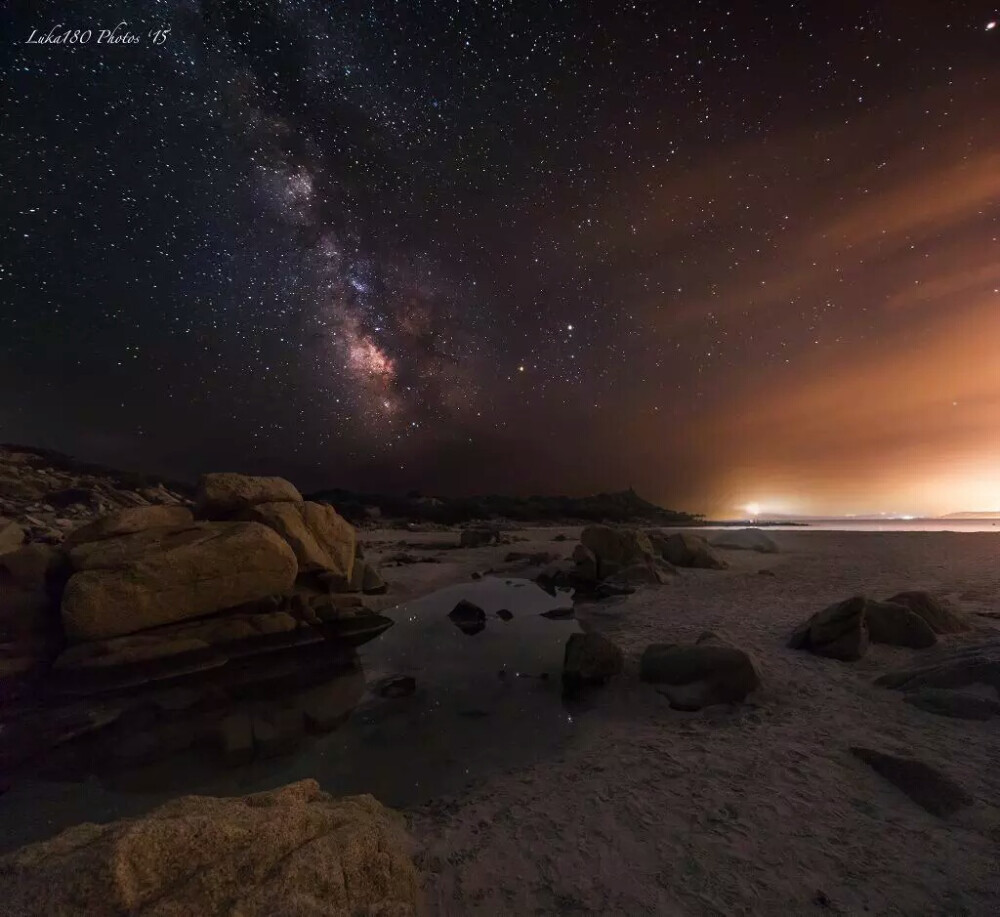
[376,675,417,698]
[651,532,727,570]
[553,534,568,542]
[459,528,500,548]
[0,779,421,916]
[640,637,760,710]
[866,599,937,648]
[251,707,304,758]
[0,517,26,555]
[562,632,623,693]
[875,642,1000,692]
[710,528,779,553]
[448,599,486,635]
[495,608,513,621]
[361,562,387,595]
[758,569,777,577]
[883,591,970,634]
[789,595,869,661]
[299,669,366,730]
[43,487,98,509]
[64,505,194,546]
[240,501,355,578]
[53,611,303,669]
[504,551,558,565]
[195,472,303,519]
[571,543,598,580]
[60,521,298,642]
[850,746,973,817]
[904,687,1000,720]
[579,525,654,579]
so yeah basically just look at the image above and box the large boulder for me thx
[865,599,937,649]
[60,521,298,642]
[640,633,760,710]
[651,532,727,570]
[850,747,972,817]
[0,779,421,916]
[64,505,194,546]
[562,632,623,693]
[54,610,304,670]
[195,472,302,520]
[709,528,778,553]
[0,517,26,555]
[789,595,869,661]
[239,501,355,578]
[579,525,655,579]
[883,591,970,634]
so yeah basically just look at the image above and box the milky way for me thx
[2,2,998,514]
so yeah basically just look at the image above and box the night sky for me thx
[2,2,998,517]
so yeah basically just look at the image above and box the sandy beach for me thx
[363,527,1000,916]
[2,523,998,915]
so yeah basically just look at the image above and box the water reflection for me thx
[0,578,583,851]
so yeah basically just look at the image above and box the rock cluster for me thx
[1,461,392,780]
[789,592,968,660]
[0,779,422,916]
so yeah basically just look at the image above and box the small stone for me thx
[495,608,513,621]
[850,746,972,817]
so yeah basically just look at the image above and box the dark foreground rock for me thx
[789,595,869,661]
[865,599,937,649]
[448,599,486,635]
[640,632,760,710]
[875,641,1000,692]
[850,746,973,817]
[883,591,970,635]
[0,779,421,916]
[903,687,1000,721]
[561,632,623,694]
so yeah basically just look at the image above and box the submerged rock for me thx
[789,595,869,661]
[850,746,972,817]
[448,599,486,635]
[0,779,421,916]
[561,632,623,693]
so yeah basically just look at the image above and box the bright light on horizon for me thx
[744,502,761,517]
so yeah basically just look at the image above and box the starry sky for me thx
[2,1,998,517]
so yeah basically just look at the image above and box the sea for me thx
[701,519,1000,533]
